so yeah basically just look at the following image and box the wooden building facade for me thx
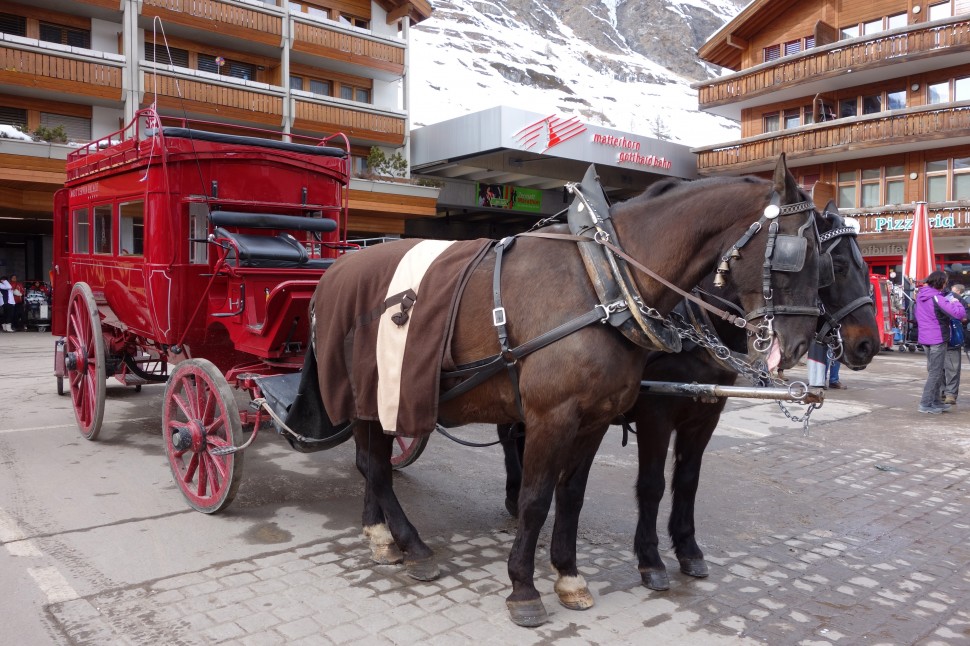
[0,0,436,280]
[694,0,970,280]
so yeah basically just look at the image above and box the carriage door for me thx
[51,189,71,336]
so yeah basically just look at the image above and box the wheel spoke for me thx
[183,451,199,484]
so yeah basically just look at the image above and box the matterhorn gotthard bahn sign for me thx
[511,114,677,173]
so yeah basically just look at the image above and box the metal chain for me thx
[638,304,822,433]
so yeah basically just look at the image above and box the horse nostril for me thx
[858,340,874,358]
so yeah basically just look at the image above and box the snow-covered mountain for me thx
[410,0,746,147]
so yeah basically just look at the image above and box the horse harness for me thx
[439,167,821,419]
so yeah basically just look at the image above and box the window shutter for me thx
[784,40,801,56]
[0,12,26,37]
[41,113,92,142]
[145,42,188,67]
[0,106,27,129]
[764,44,781,62]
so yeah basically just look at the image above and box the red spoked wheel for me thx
[163,359,244,514]
[390,434,429,470]
[65,283,105,440]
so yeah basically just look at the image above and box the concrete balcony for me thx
[0,34,124,105]
[140,0,283,49]
[697,17,970,120]
[693,102,970,175]
[291,16,405,81]
[293,92,406,146]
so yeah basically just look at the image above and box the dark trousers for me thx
[920,342,948,407]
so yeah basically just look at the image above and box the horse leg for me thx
[361,485,403,565]
[634,410,674,590]
[549,430,606,611]
[506,420,575,627]
[354,422,438,580]
[668,414,719,579]
[498,423,525,517]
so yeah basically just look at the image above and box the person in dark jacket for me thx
[942,283,970,404]
[915,271,967,413]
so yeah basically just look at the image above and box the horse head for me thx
[816,201,880,369]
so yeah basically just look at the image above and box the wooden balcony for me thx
[143,69,284,127]
[292,19,405,79]
[294,98,405,146]
[694,103,970,175]
[697,17,970,114]
[141,0,283,47]
[0,42,123,102]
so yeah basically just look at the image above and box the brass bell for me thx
[730,248,741,259]
[717,259,731,273]
[713,272,726,288]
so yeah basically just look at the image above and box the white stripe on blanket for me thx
[376,239,456,431]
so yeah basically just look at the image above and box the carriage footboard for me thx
[252,349,353,453]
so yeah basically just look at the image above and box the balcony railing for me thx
[694,103,970,174]
[0,39,123,101]
[141,0,283,46]
[294,97,405,146]
[143,68,284,126]
[697,17,970,110]
[292,18,404,77]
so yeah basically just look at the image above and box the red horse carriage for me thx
[51,108,422,513]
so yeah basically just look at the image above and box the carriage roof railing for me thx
[66,108,351,184]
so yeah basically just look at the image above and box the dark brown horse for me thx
[500,205,879,594]
[310,156,822,626]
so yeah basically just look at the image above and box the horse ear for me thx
[823,199,838,215]
[772,153,800,203]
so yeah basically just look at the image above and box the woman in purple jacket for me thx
[915,270,967,413]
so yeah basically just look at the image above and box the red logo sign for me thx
[513,114,586,153]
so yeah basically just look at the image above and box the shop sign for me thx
[477,183,542,213]
[591,133,672,170]
[871,214,957,232]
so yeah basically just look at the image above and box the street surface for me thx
[1,331,969,645]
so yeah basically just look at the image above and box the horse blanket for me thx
[313,238,493,436]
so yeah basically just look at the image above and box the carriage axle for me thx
[640,380,824,404]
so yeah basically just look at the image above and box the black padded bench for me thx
[214,228,335,270]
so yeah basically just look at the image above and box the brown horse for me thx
[310,156,822,626]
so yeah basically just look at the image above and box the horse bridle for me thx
[814,212,874,358]
[713,193,822,352]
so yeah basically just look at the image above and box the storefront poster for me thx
[477,183,542,213]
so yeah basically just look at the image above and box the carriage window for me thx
[93,204,113,255]
[189,203,209,264]
[119,201,144,256]
[73,209,90,254]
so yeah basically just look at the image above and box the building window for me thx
[763,112,780,133]
[0,105,27,130]
[309,79,331,96]
[928,81,950,104]
[0,12,26,37]
[839,98,857,119]
[40,112,91,142]
[73,209,90,254]
[887,90,906,110]
[339,13,369,29]
[887,13,907,29]
[956,77,970,101]
[339,85,371,103]
[290,75,303,91]
[802,105,815,125]
[861,169,882,207]
[954,157,970,200]
[863,19,883,35]
[927,159,949,201]
[885,166,905,205]
[929,2,952,20]
[862,94,882,114]
[144,42,189,68]
[804,36,816,49]
[838,171,857,208]
[784,40,801,56]
[198,54,256,81]
[840,25,859,39]
[119,201,144,256]
[783,109,801,129]
[39,22,91,48]
[763,44,781,62]
[93,205,113,255]
[289,1,330,19]
[351,154,369,177]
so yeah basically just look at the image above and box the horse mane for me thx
[614,175,770,214]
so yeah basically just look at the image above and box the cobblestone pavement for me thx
[3,331,970,645]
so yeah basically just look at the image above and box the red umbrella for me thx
[902,201,936,282]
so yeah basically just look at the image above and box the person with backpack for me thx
[915,271,967,413]
[942,283,970,404]
[0,276,13,332]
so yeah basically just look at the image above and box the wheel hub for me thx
[64,351,81,371]
[170,419,206,452]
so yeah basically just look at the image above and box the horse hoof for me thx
[405,557,440,581]
[371,543,404,565]
[639,568,670,591]
[504,497,519,518]
[507,598,548,627]
[679,558,709,578]
[554,575,594,610]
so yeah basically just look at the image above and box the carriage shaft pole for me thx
[640,381,824,404]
